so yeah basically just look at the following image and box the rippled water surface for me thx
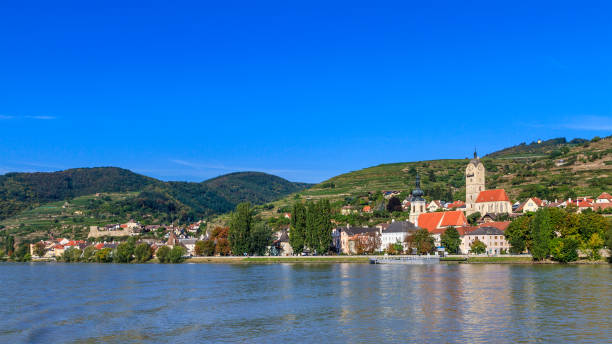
[0,263,610,343]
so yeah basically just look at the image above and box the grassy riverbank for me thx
[186,256,371,264]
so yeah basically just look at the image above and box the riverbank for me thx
[185,255,610,264]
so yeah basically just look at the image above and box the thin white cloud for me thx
[25,115,56,120]
[0,114,56,120]
[169,159,306,175]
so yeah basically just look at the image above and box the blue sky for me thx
[1,1,611,183]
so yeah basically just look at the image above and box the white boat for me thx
[370,255,440,264]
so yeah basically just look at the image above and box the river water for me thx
[0,263,610,343]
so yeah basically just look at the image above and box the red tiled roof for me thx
[532,197,543,206]
[593,203,612,211]
[577,201,592,208]
[95,243,104,250]
[455,226,478,235]
[418,212,444,232]
[479,221,510,231]
[418,211,467,232]
[440,211,468,227]
[476,189,510,203]
[363,206,372,212]
[446,200,465,209]
[597,192,612,200]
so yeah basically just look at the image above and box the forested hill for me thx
[0,167,311,221]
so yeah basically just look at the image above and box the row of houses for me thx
[334,210,511,256]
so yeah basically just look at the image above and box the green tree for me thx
[406,228,435,255]
[229,202,253,255]
[195,240,215,256]
[314,200,333,254]
[14,243,31,262]
[114,242,134,263]
[289,202,307,255]
[169,246,186,263]
[4,235,15,257]
[62,247,82,262]
[305,201,317,251]
[156,246,171,263]
[33,242,46,257]
[467,212,481,225]
[441,227,461,254]
[577,212,608,243]
[549,237,579,263]
[95,247,113,263]
[505,215,532,254]
[249,222,273,256]
[134,243,152,262]
[583,233,604,261]
[530,209,553,260]
[83,246,97,262]
[470,239,486,254]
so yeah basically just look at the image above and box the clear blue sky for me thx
[1,1,611,183]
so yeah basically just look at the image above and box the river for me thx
[0,263,610,343]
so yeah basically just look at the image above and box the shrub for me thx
[156,246,171,263]
[134,243,152,263]
[549,237,579,263]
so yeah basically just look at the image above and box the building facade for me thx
[465,151,486,215]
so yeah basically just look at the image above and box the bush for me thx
[134,243,152,263]
[156,246,171,263]
[195,240,215,256]
[169,246,186,263]
[549,237,579,263]
[470,239,486,254]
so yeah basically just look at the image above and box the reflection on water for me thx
[0,263,610,343]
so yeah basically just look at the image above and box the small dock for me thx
[370,255,440,264]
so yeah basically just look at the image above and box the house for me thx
[446,200,466,210]
[427,200,443,212]
[431,226,475,248]
[338,226,380,254]
[380,221,419,251]
[178,238,197,255]
[515,197,543,213]
[460,226,510,255]
[383,191,401,200]
[362,205,372,213]
[474,189,512,215]
[596,192,612,204]
[417,211,468,233]
[341,206,358,215]
[270,229,293,256]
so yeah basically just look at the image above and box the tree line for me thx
[505,208,611,262]
[289,200,333,255]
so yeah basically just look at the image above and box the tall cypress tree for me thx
[228,202,253,255]
[531,209,552,261]
[305,201,317,251]
[289,202,306,254]
[316,200,333,254]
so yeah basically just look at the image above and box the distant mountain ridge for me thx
[0,167,311,221]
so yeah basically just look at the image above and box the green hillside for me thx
[263,135,612,215]
[0,169,311,241]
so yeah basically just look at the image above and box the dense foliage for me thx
[504,208,610,262]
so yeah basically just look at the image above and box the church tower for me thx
[409,173,426,226]
[465,150,485,214]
